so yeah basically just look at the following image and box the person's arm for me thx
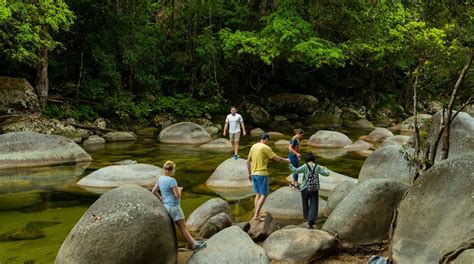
[271,155,290,164]
[240,121,246,136]
[171,186,182,198]
[151,183,162,200]
[289,163,307,173]
[316,165,330,176]
[247,155,252,182]
[223,121,228,136]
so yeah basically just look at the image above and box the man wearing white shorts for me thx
[223,106,246,160]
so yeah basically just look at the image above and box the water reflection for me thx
[0,162,90,194]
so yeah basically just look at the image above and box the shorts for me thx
[229,132,241,142]
[252,175,269,196]
[164,204,185,222]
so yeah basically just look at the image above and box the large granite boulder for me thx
[186,198,231,236]
[262,187,327,220]
[1,116,91,142]
[263,228,337,262]
[0,132,92,169]
[158,122,211,144]
[206,158,252,188]
[358,145,414,186]
[360,127,394,142]
[393,114,432,132]
[324,181,357,217]
[247,212,279,242]
[77,164,163,188]
[308,130,352,148]
[199,212,233,239]
[83,135,105,146]
[307,106,343,129]
[343,140,373,151]
[268,93,318,115]
[239,102,271,127]
[0,77,40,117]
[427,111,474,162]
[343,118,374,129]
[187,226,269,264]
[381,135,410,147]
[322,179,407,248]
[392,153,473,264]
[250,127,265,137]
[453,249,474,264]
[56,185,177,264]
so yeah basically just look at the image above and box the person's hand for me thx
[248,174,252,182]
[296,153,301,160]
[178,187,183,191]
[243,131,247,136]
[223,131,226,136]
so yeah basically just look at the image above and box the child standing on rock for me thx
[289,152,330,229]
[289,128,304,190]
[152,160,207,251]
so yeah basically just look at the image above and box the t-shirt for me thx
[288,136,300,157]
[248,142,277,176]
[226,114,243,134]
[157,175,180,206]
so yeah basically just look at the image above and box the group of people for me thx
[151,106,330,251]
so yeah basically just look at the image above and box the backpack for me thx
[307,163,319,192]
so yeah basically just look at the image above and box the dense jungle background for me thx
[1,0,473,124]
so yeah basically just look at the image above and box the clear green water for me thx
[0,130,368,263]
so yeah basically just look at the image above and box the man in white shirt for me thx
[223,106,246,160]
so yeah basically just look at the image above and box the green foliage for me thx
[43,104,98,122]
[0,0,74,65]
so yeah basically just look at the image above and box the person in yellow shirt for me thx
[247,133,290,221]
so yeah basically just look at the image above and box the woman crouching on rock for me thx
[152,160,207,251]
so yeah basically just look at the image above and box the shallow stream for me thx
[0,129,370,263]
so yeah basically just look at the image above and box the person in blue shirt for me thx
[289,128,304,190]
[152,160,206,251]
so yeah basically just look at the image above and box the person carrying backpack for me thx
[289,152,330,229]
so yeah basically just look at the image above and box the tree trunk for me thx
[440,49,474,160]
[35,45,49,109]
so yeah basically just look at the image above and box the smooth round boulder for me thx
[262,187,327,220]
[186,198,231,235]
[0,132,92,169]
[358,145,415,186]
[266,131,285,139]
[393,114,432,132]
[322,179,407,248]
[427,111,474,162]
[159,122,211,144]
[381,135,410,147]
[77,164,163,188]
[263,228,337,263]
[343,118,374,129]
[308,130,352,148]
[274,139,290,148]
[324,181,357,217]
[83,135,105,146]
[187,226,269,264]
[392,153,473,264]
[206,158,252,188]
[250,127,265,137]
[55,185,177,264]
[247,212,279,242]
[453,249,474,264]
[307,107,343,129]
[360,127,394,142]
[199,212,233,239]
[199,138,232,151]
[343,140,373,151]
[103,132,136,142]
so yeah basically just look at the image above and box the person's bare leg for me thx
[175,219,195,247]
[253,194,260,220]
[230,140,236,155]
[253,195,267,220]
[234,141,239,156]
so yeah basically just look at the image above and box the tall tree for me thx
[0,0,74,108]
